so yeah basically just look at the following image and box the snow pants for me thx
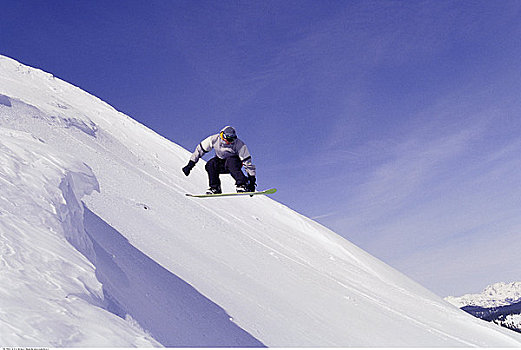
[205,155,247,188]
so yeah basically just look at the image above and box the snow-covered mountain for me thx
[1,55,521,347]
[446,282,521,334]
[446,282,521,308]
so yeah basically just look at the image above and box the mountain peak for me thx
[446,282,521,308]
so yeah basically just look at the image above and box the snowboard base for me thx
[186,188,277,198]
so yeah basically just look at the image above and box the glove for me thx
[182,160,196,176]
[246,175,256,192]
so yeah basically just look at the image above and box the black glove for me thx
[182,160,196,176]
[246,175,256,192]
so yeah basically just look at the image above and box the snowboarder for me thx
[182,126,257,194]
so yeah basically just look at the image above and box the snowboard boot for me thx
[236,184,249,193]
[206,185,222,195]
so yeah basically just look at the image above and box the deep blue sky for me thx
[2,0,521,297]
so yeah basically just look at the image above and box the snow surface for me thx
[1,55,521,347]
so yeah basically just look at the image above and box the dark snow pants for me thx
[205,155,247,188]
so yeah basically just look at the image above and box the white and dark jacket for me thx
[189,134,256,176]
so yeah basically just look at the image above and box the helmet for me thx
[220,126,237,143]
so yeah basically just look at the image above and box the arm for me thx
[190,135,216,164]
[237,143,256,177]
[237,142,257,190]
[182,135,216,176]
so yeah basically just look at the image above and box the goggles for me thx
[220,131,237,143]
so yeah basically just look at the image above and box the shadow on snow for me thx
[78,205,264,347]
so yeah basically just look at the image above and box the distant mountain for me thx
[446,282,521,334]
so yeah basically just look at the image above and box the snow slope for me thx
[1,55,521,347]
[0,128,159,347]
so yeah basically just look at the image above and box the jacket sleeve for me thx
[237,142,256,176]
[190,135,215,163]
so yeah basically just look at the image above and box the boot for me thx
[206,185,222,194]
[236,184,249,193]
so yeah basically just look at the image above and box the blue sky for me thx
[2,0,521,297]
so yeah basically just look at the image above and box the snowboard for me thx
[186,188,277,198]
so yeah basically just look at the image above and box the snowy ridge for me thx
[1,55,521,346]
[0,128,159,346]
[446,282,521,308]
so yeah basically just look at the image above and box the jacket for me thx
[189,133,256,176]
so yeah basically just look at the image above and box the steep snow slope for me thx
[1,55,521,347]
[0,129,159,346]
